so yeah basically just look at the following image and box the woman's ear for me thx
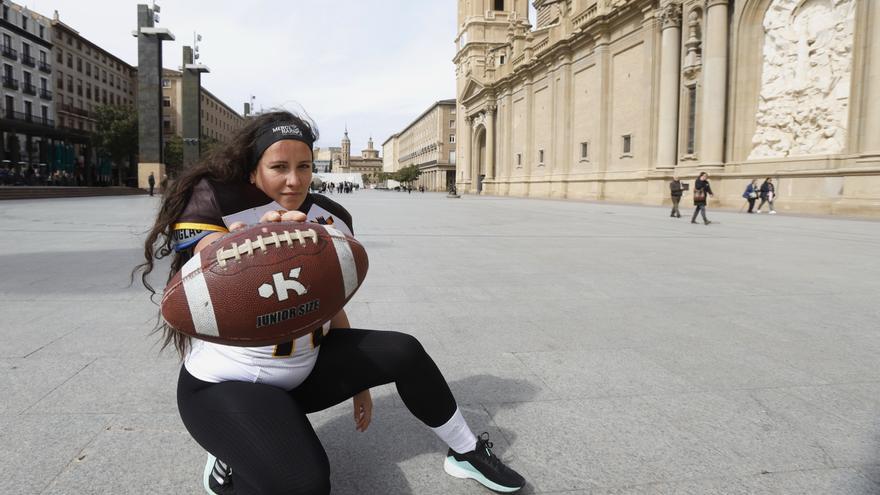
[249,170,256,185]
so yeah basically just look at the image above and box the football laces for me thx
[216,229,319,267]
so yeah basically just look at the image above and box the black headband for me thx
[251,121,315,167]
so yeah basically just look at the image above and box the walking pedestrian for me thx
[743,179,758,213]
[669,175,684,218]
[691,171,713,225]
[148,172,156,196]
[756,177,776,214]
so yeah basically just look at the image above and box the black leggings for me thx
[177,329,457,495]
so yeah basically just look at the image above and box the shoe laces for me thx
[475,432,503,468]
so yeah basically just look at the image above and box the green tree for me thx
[164,134,184,177]
[200,135,220,157]
[93,104,138,185]
[394,164,422,186]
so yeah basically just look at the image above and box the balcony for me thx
[39,88,53,100]
[21,53,36,67]
[0,109,55,128]
[58,102,95,118]
[22,82,37,95]
[2,76,18,90]
[1,44,17,60]
[38,60,52,73]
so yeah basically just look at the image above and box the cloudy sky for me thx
[25,0,531,152]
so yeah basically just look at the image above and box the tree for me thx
[164,134,183,177]
[93,104,138,185]
[394,164,422,186]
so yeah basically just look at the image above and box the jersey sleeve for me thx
[172,179,229,252]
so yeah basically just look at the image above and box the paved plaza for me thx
[1,191,879,494]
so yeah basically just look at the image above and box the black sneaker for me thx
[444,432,525,493]
[203,454,235,495]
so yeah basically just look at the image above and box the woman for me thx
[756,177,776,214]
[135,110,525,494]
[691,171,713,225]
[742,179,758,213]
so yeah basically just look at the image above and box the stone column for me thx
[461,115,472,188]
[859,0,880,154]
[136,4,173,189]
[699,0,728,165]
[656,3,682,169]
[485,105,496,180]
[182,45,208,168]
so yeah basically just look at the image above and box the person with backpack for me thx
[756,177,776,214]
[742,179,758,213]
[691,172,713,225]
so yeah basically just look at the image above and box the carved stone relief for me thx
[749,0,855,159]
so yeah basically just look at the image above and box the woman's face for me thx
[250,139,314,210]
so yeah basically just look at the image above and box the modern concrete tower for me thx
[454,0,528,193]
[181,45,209,168]
[135,3,173,189]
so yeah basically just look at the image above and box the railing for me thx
[39,88,52,100]
[21,54,35,67]
[0,110,55,127]
[572,5,598,30]
[2,76,18,90]
[38,60,51,73]
[22,82,37,95]
[533,37,550,54]
[0,44,17,60]
[57,102,95,118]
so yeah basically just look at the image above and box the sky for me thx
[23,0,479,152]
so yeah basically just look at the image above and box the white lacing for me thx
[215,229,318,267]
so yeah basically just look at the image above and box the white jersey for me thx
[185,321,331,390]
[173,182,355,391]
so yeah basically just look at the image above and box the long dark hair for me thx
[133,110,319,357]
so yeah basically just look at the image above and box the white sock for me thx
[431,407,477,454]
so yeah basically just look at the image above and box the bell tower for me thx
[454,0,528,193]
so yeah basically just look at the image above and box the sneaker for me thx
[769,210,776,215]
[203,454,234,495]
[704,220,712,225]
[755,210,762,214]
[444,432,525,493]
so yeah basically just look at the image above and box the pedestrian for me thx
[669,175,684,218]
[134,110,526,495]
[743,179,758,213]
[691,171,713,225]
[148,172,156,196]
[756,177,776,214]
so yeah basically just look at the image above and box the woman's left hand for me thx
[352,389,373,432]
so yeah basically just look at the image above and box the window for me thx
[2,5,8,21]
[449,134,456,143]
[76,79,82,96]
[41,105,48,123]
[39,50,46,63]
[86,62,91,76]
[67,54,72,68]
[40,77,47,91]
[449,119,455,129]
[499,54,506,65]
[77,57,82,72]
[538,149,544,164]
[449,151,456,164]
[57,75,63,89]
[24,101,32,119]
[22,16,27,30]
[162,79,170,88]
[622,135,632,155]
[580,141,589,160]
[66,75,72,93]
[516,153,522,167]
[86,83,91,99]
[57,49,63,63]
[686,86,697,155]
[494,0,504,10]
[39,25,45,38]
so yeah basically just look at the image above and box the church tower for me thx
[341,126,351,172]
[454,0,528,193]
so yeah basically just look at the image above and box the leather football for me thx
[161,222,368,346]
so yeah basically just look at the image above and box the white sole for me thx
[202,454,217,494]
[444,456,522,493]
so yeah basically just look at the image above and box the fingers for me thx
[258,210,283,223]
[280,210,307,222]
[228,221,248,232]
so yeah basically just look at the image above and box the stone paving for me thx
[1,191,878,494]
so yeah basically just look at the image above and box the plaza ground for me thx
[1,191,878,494]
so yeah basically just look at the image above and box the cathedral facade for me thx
[454,0,880,216]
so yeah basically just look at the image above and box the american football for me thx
[161,222,368,346]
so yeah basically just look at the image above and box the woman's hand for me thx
[352,389,373,432]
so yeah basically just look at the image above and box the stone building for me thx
[454,0,880,216]
[1,0,56,172]
[335,129,383,180]
[161,68,243,145]
[384,99,458,191]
